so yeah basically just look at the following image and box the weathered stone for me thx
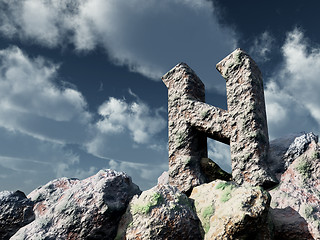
[282,132,318,170]
[267,133,301,179]
[200,157,232,182]
[269,141,320,239]
[11,169,141,240]
[190,180,272,240]
[162,48,277,193]
[267,132,318,181]
[0,190,34,240]
[157,171,169,185]
[116,184,202,240]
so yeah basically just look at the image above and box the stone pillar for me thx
[216,49,277,189]
[162,48,277,194]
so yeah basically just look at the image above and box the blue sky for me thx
[1,0,320,193]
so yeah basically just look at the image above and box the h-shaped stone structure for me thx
[162,48,278,194]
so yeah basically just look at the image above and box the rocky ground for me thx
[1,132,320,239]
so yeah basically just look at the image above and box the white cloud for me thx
[265,28,320,139]
[55,163,97,180]
[96,97,166,144]
[249,31,274,62]
[0,0,238,193]
[0,46,92,143]
[0,0,236,91]
[0,126,90,193]
[108,159,167,190]
[208,139,231,173]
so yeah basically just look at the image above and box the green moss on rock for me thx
[216,182,235,203]
[296,159,312,178]
[132,192,163,215]
[202,205,215,233]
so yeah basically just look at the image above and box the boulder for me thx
[11,169,141,240]
[282,132,318,170]
[267,132,318,179]
[190,180,272,240]
[116,184,202,240]
[0,190,34,240]
[269,141,320,239]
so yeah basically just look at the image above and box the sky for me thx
[1,0,320,194]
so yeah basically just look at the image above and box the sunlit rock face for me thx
[116,184,202,240]
[269,133,320,240]
[11,169,141,240]
[0,190,34,240]
[190,180,272,240]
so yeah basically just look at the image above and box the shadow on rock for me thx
[270,207,314,240]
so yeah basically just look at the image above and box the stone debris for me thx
[269,140,320,239]
[0,191,34,240]
[162,48,277,194]
[11,169,141,240]
[116,184,202,240]
[190,180,272,240]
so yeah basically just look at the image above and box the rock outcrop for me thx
[11,169,141,240]
[190,180,272,240]
[0,191,34,240]
[2,132,320,240]
[269,133,320,240]
[116,184,202,240]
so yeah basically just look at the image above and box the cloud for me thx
[265,28,320,139]
[0,46,106,193]
[0,46,92,143]
[86,96,168,190]
[208,139,231,173]
[96,96,166,144]
[108,159,167,190]
[0,0,236,91]
[85,131,169,190]
[0,0,238,192]
[249,31,275,62]
[0,126,88,193]
[0,46,168,192]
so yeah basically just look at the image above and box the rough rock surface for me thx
[216,49,277,189]
[282,132,318,170]
[190,180,272,240]
[157,171,169,185]
[0,191,34,240]
[269,140,320,239]
[162,48,277,194]
[11,169,141,240]
[200,157,232,182]
[267,133,301,178]
[116,184,202,240]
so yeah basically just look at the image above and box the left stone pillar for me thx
[162,63,225,194]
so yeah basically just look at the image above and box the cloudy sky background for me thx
[0,0,320,193]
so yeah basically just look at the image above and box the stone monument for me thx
[162,48,278,194]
